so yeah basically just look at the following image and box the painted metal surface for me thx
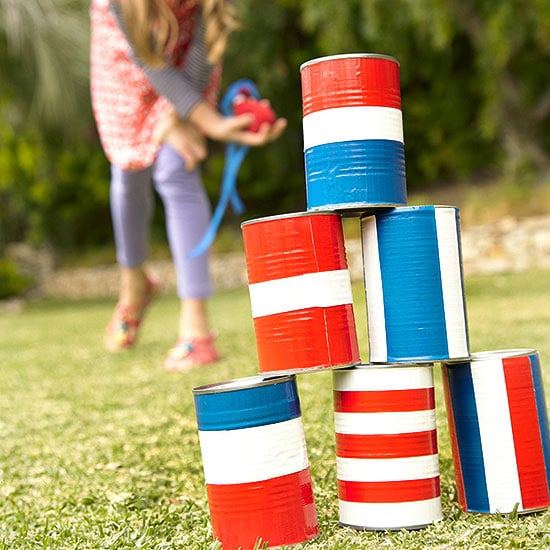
[442,349,550,514]
[362,205,470,363]
[300,54,406,212]
[242,212,360,374]
[333,363,443,529]
[193,375,319,549]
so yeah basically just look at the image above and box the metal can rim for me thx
[300,53,399,71]
[469,348,538,361]
[192,373,294,395]
[359,204,459,220]
[442,348,539,366]
[241,210,340,228]
[361,204,460,218]
[335,362,435,371]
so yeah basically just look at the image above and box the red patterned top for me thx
[90,0,221,170]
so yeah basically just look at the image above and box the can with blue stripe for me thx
[442,349,550,514]
[300,53,407,213]
[193,375,319,549]
[361,205,470,363]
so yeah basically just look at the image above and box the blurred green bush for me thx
[0,258,32,299]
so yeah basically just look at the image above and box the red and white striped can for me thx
[300,53,406,212]
[241,212,360,374]
[193,375,319,549]
[442,349,550,514]
[333,364,442,530]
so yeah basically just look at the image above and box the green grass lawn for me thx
[1,270,550,549]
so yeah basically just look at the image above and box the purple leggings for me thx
[110,144,213,299]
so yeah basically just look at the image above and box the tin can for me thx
[193,375,319,549]
[333,363,442,529]
[300,53,407,213]
[241,212,360,374]
[442,349,550,514]
[361,205,470,363]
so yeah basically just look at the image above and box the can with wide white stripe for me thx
[442,349,550,514]
[241,212,360,374]
[300,53,407,213]
[361,205,470,363]
[333,363,442,530]
[193,375,319,550]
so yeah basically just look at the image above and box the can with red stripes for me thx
[300,53,407,213]
[241,212,360,374]
[193,374,319,549]
[442,349,550,514]
[333,363,442,529]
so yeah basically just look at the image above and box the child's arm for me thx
[187,100,287,146]
[110,1,211,119]
[110,1,286,146]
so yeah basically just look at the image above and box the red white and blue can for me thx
[241,212,360,374]
[333,363,442,529]
[361,205,470,363]
[193,375,319,549]
[442,349,550,514]
[300,53,407,213]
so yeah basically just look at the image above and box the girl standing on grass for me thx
[90,0,286,371]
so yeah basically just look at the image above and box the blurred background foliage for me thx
[0,0,549,262]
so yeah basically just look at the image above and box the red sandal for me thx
[104,273,161,352]
[164,333,219,372]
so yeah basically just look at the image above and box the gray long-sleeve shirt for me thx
[110,1,214,118]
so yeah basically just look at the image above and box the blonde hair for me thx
[201,0,239,64]
[119,0,239,68]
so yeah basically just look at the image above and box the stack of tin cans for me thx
[193,54,550,549]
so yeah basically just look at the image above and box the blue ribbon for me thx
[188,79,261,258]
